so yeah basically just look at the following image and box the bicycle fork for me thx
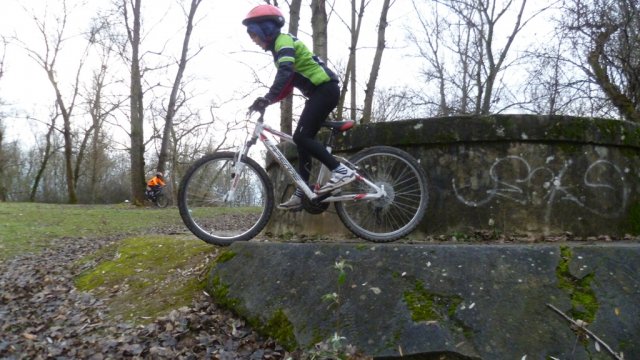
[223,162,245,203]
[225,136,255,203]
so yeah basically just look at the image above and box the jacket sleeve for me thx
[264,35,296,103]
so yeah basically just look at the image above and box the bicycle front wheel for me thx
[178,152,274,246]
[335,146,428,242]
[155,192,169,208]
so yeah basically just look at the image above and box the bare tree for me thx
[279,0,302,135]
[0,139,26,202]
[84,46,124,201]
[518,34,614,118]
[156,0,204,175]
[0,36,7,201]
[122,0,146,204]
[476,0,527,114]
[372,86,419,122]
[0,121,5,201]
[334,0,369,121]
[361,0,393,123]
[561,0,640,122]
[311,0,329,59]
[29,112,61,202]
[410,0,549,116]
[408,1,456,116]
[20,0,96,204]
[169,103,238,198]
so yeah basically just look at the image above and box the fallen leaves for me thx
[0,234,292,359]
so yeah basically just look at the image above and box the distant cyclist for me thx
[146,172,166,200]
[243,4,356,211]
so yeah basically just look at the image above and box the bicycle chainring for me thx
[302,194,330,214]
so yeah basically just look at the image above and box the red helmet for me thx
[242,5,285,27]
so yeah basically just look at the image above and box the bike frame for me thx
[234,113,386,204]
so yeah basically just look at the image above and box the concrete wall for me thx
[265,115,640,239]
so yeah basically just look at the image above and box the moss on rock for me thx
[555,246,599,323]
[261,309,297,351]
[74,235,216,323]
[403,280,462,322]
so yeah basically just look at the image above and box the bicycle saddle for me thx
[321,120,355,133]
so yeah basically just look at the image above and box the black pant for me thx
[292,81,340,183]
[147,186,161,198]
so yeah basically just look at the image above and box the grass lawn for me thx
[0,202,184,260]
[0,201,221,323]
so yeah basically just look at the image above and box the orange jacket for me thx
[147,176,166,187]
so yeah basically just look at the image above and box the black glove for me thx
[249,97,270,113]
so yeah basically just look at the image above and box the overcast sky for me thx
[0,0,554,146]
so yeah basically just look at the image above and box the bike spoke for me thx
[178,152,274,245]
[336,146,428,242]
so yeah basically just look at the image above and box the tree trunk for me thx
[30,117,57,202]
[280,0,302,135]
[89,113,101,202]
[0,42,5,201]
[0,123,5,202]
[48,70,78,204]
[74,123,95,192]
[88,71,105,202]
[362,0,391,123]
[588,25,640,123]
[310,0,328,60]
[350,7,358,122]
[337,0,366,121]
[158,0,202,173]
[31,3,86,204]
[127,0,146,205]
[479,0,528,115]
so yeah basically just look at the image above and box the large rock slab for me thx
[206,242,639,359]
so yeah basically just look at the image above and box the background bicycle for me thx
[145,185,169,208]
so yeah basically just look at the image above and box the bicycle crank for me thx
[302,192,331,214]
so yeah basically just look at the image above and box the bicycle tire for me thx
[178,152,275,246]
[155,192,169,208]
[335,146,428,242]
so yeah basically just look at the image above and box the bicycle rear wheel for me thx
[155,192,169,208]
[335,146,428,242]
[178,152,274,246]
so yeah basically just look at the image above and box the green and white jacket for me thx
[264,33,338,103]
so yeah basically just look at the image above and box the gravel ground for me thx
[0,234,297,360]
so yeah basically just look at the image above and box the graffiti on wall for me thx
[452,155,630,219]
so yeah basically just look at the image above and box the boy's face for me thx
[249,33,268,50]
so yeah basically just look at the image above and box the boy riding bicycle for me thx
[146,172,166,200]
[243,4,356,211]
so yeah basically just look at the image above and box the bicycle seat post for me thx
[324,129,336,150]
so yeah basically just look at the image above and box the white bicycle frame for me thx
[233,113,387,204]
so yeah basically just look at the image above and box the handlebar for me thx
[248,108,266,123]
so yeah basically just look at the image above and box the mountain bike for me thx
[146,186,169,208]
[177,109,428,246]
